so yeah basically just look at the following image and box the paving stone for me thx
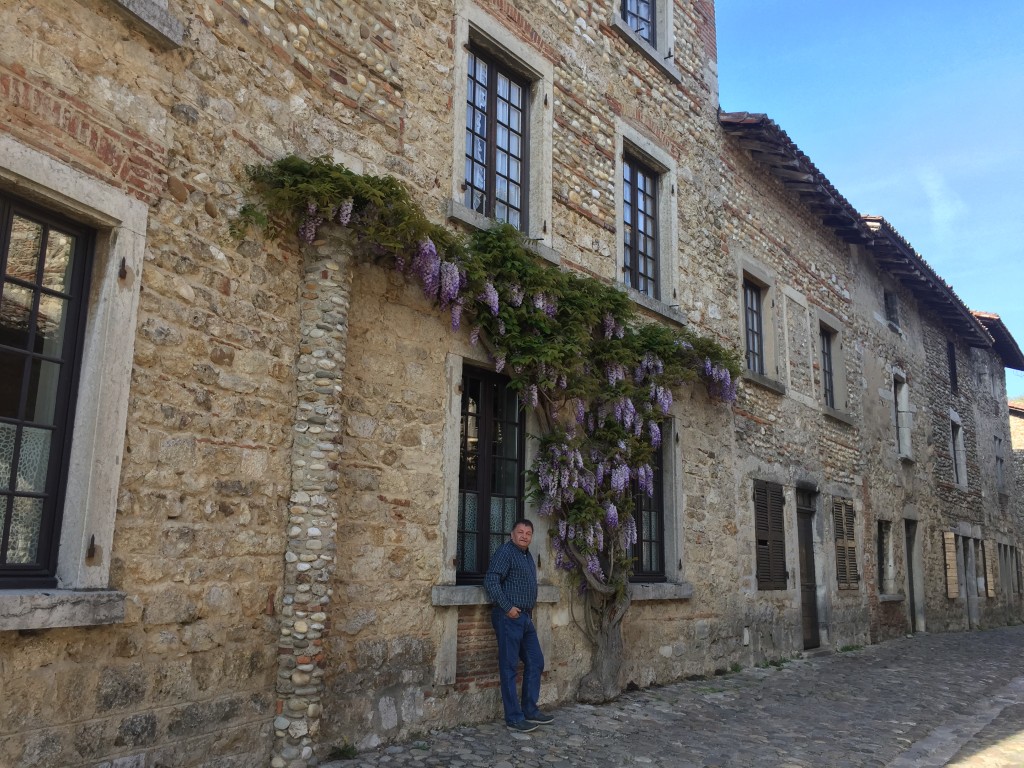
[345,626,1024,767]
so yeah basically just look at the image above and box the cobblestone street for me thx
[330,625,1024,768]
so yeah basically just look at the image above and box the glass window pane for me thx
[6,216,43,283]
[35,294,68,358]
[5,496,44,564]
[497,73,509,99]
[0,350,25,419]
[26,360,61,425]
[15,426,50,493]
[0,422,15,491]
[41,230,76,294]
[1,282,35,349]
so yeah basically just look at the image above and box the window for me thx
[820,325,835,408]
[876,520,893,594]
[452,6,553,247]
[832,497,858,589]
[743,278,765,375]
[947,341,958,395]
[622,153,659,298]
[994,436,1005,491]
[893,371,911,458]
[0,195,92,586]
[884,289,900,328]
[630,439,665,582]
[621,0,655,44]
[456,367,524,582]
[753,479,786,590]
[950,416,966,487]
[464,47,529,231]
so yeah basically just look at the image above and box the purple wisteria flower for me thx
[450,299,463,331]
[508,284,524,307]
[469,326,481,346]
[298,201,324,244]
[649,420,661,449]
[605,502,618,528]
[411,238,440,297]
[439,261,461,307]
[334,197,353,226]
[494,353,506,373]
[479,282,500,316]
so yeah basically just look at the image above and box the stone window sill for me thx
[107,0,184,48]
[879,593,905,603]
[609,17,682,84]
[622,286,687,326]
[823,406,856,427]
[741,370,787,396]
[431,584,560,606]
[898,452,915,465]
[447,200,559,265]
[628,581,693,602]
[0,589,126,632]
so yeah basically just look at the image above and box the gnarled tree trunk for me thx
[576,590,630,703]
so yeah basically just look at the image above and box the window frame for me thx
[610,0,681,81]
[753,479,787,591]
[621,151,660,299]
[0,132,146,629]
[455,365,526,584]
[883,289,900,329]
[947,340,958,395]
[463,44,531,232]
[629,434,666,583]
[743,277,765,375]
[819,325,835,409]
[450,5,554,248]
[832,496,859,590]
[892,369,912,459]
[0,195,94,587]
[949,412,967,488]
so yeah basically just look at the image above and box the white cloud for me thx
[917,167,968,244]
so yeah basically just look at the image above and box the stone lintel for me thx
[0,589,126,631]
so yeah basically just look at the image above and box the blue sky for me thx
[716,1,1024,400]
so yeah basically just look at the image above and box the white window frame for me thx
[0,133,146,629]
[614,119,678,310]
[450,1,553,249]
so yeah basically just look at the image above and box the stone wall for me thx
[2,0,1023,766]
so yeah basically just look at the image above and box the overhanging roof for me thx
[720,111,991,348]
[972,312,1024,371]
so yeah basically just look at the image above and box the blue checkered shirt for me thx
[485,540,538,614]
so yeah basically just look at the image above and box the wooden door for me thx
[797,510,820,649]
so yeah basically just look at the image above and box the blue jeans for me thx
[491,606,544,724]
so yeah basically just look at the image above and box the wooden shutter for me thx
[832,497,858,589]
[754,480,787,590]
[943,532,959,598]
[984,541,996,598]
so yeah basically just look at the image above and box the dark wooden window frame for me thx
[620,0,656,45]
[622,151,660,299]
[464,45,531,232]
[820,325,835,408]
[832,496,859,589]
[743,278,765,375]
[0,192,93,588]
[456,366,525,584]
[630,436,666,583]
[754,479,786,590]
[884,289,900,328]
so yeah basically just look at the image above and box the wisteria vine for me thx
[235,155,741,602]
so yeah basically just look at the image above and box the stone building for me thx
[1,1,1022,767]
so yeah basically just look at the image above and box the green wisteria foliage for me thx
[236,153,740,609]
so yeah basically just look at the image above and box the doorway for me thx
[796,490,820,650]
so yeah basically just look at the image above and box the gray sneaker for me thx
[507,720,539,733]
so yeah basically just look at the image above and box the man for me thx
[484,518,553,732]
